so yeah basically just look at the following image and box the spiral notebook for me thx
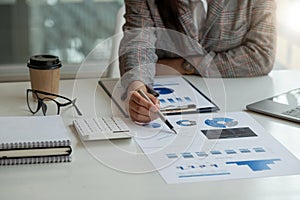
[0,115,72,165]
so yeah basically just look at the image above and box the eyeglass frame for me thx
[26,89,82,116]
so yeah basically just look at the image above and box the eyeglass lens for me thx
[27,89,82,116]
[27,91,40,113]
[27,90,60,115]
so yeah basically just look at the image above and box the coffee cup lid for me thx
[27,55,62,70]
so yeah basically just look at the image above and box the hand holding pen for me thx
[125,81,160,123]
[137,89,177,134]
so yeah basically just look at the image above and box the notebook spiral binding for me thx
[0,140,72,165]
[0,140,71,150]
[0,155,72,165]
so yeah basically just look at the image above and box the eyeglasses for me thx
[26,89,82,116]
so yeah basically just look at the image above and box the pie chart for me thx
[153,87,174,95]
[204,118,238,128]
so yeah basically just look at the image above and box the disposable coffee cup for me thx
[27,55,62,99]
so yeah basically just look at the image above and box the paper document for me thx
[131,112,300,184]
[153,76,218,114]
[99,76,219,116]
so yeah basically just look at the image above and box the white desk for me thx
[0,70,299,200]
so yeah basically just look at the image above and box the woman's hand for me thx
[125,81,160,123]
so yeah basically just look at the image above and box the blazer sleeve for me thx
[199,0,277,78]
[119,0,158,89]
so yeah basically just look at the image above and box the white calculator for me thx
[73,117,132,141]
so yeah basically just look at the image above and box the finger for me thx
[135,90,160,110]
[131,91,157,111]
[123,89,151,118]
[148,94,160,107]
[129,106,159,123]
[128,93,160,122]
[129,108,152,123]
[128,99,152,117]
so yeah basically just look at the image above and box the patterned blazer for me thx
[119,0,276,88]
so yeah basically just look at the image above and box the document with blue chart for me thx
[131,112,300,184]
[152,76,219,114]
[98,76,219,117]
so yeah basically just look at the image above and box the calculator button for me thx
[73,117,132,140]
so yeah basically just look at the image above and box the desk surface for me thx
[0,70,300,200]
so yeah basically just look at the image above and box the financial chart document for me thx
[131,112,300,184]
[99,76,218,116]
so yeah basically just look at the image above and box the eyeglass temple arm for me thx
[72,98,83,116]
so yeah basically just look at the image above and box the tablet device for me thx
[99,76,219,117]
[246,88,300,123]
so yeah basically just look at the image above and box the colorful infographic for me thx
[152,77,217,114]
[132,112,300,184]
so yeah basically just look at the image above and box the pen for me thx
[137,89,177,134]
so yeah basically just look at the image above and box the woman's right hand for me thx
[125,81,160,123]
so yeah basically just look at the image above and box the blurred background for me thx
[0,0,299,81]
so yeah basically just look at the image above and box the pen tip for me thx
[172,129,177,134]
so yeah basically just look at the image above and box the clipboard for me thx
[98,76,219,117]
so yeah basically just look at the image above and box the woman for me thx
[119,0,276,123]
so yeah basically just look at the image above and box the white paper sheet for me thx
[153,76,216,112]
[131,112,300,184]
[99,76,218,116]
